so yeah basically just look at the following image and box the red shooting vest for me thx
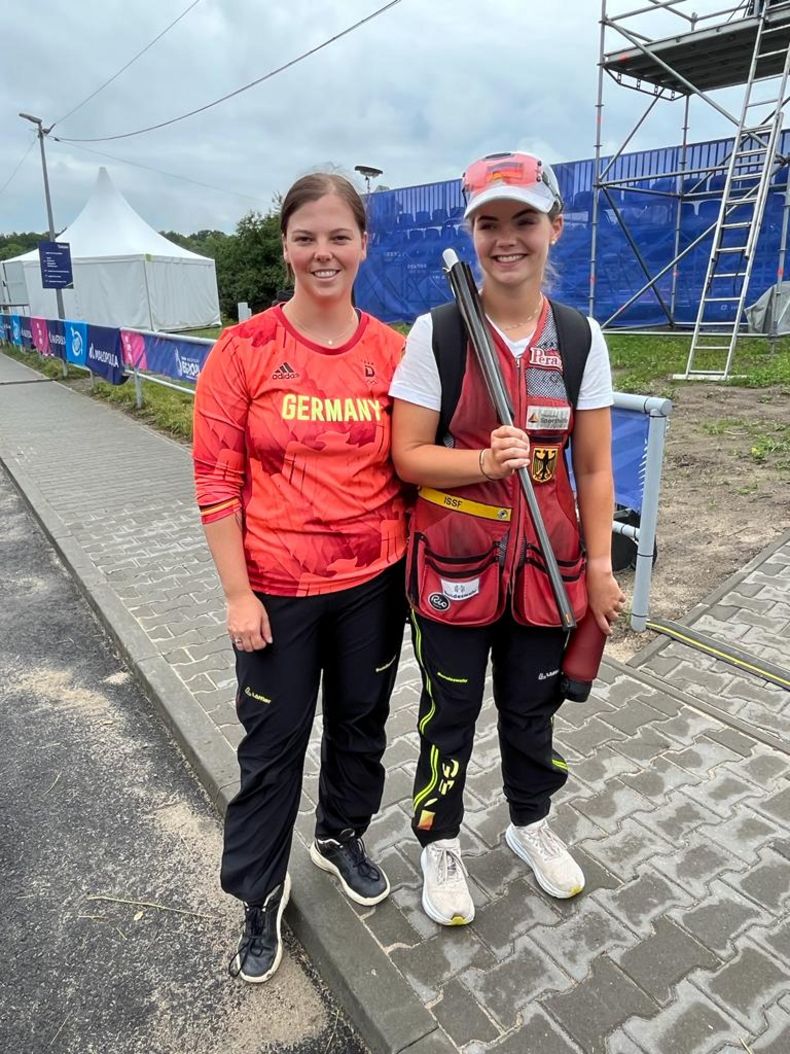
[406,300,588,627]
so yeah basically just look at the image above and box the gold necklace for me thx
[496,295,544,331]
[288,309,358,347]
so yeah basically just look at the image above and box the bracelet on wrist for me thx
[479,448,497,481]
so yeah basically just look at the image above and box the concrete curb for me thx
[0,443,446,1054]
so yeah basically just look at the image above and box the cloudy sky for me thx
[0,0,753,236]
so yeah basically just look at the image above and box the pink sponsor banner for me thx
[120,329,148,369]
[31,317,51,356]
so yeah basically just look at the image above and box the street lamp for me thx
[354,164,383,196]
[19,112,65,322]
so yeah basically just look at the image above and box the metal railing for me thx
[611,392,673,631]
[123,328,213,408]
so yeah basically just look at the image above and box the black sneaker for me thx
[309,828,390,906]
[228,873,291,983]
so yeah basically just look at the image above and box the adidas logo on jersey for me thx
[272,361,298,380]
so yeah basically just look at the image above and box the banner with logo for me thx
[10,315,22,345]
[155,334,206,383]
[120,330,210,383]
[66,320,88,368]
[31,317,51,356]
[6,312,212,387]
[86,324,125,384]
[120,329,147,370]
[19,317,33,349]
[46,319,67,361]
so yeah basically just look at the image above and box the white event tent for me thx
[2,167,220,330]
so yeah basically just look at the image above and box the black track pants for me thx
[220,560,407,905]
[410,609,568,847]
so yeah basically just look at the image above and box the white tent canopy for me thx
[2,167,220,331]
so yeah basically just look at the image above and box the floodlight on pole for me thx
[19,111,65,323]
[354,164,383,196]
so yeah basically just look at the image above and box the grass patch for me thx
[90,376,195,441]
[700,415,790,469]
[749,430,790,466]
[1,343,82,380]
[699,417,749,437]
[167,326,221,341]
[607,331,790,394]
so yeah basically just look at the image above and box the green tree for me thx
[0,232,47,261]
[217,210,286,318]
[160,229,230,259]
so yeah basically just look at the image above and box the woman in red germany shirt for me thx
[193,173,407,984]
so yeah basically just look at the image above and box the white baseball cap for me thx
[462,151,563,219]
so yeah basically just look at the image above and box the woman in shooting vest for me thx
[390,151,625,926]
[194,173,408,981]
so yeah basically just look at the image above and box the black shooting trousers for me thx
[410,608,568,847]
[221,560,407,905]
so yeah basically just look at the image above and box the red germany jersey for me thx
[193,305,408,596]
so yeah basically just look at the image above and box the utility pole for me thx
[19,112,66,322]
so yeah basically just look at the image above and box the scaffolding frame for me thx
[590,0,790,377]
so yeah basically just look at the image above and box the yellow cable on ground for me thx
[645,617,790,691]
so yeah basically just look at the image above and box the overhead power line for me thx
[55,0,405,144]
[51,0,205,131]
[52,139,268,205]
[0,135,38,197]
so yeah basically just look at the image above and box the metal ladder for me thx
[683,10,790,380]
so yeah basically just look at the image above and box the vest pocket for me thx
[511,543,588,627]
[407,526,505,626]
[510,475,589,626]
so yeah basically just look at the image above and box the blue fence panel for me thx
[567,407,649,512]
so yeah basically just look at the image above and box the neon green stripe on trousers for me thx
[410,611,440,811]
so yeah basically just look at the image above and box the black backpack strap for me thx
[549,299,592,410]
[430,301,467,441]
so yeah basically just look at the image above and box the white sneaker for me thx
[505,819,585,899]
[420,838,475,926]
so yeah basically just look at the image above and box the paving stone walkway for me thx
[633,545,790,746]
[1,350,788,1054]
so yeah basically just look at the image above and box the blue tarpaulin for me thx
[356,131,790,327]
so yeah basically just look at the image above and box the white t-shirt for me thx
[390,311,613,413]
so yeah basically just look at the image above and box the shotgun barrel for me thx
[441,248,576,631]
